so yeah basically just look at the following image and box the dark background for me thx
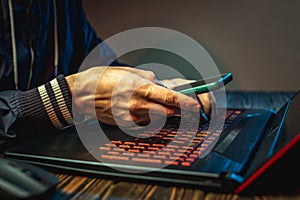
[83,0,300,91]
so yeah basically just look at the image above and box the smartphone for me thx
[173,73,233,95]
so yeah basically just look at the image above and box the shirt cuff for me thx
[19,75,74,130]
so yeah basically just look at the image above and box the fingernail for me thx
[193,104,201,111]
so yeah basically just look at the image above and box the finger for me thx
[161,78,195,89]
[130,112,165,126]
[140,83,201,112]
[209,92,218,117]
[130,99,180,116]
[197,93,212,116]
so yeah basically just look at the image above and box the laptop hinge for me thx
[220,172,244,192]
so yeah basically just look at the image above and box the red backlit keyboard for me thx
[99,109,242,167]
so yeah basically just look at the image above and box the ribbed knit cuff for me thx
[19,75,74,130]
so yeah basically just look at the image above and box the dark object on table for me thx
[0,157,59,200]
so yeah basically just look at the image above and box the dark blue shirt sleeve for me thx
[0,91,20,139]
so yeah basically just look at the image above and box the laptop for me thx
[3,91,300,195]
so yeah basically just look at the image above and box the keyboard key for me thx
[152,144,164,147]
[101,155,129,161]
[119,145,131,149]
[147,147,160,151]
[107,151,119,155]
[124,142,136,145]
[128,149,140,153]
[138,143,150,147]
[121,152,135,157]
[181,162,191,167]
[111,140,122,145]
[132,158,162,164]
[153,155,167,159]
[99,147,111,151]
[164,161,179,165]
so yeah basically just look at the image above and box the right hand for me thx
[161,78,216,119]
[66,67,201,127]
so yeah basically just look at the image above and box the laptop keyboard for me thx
[99,109,242,167]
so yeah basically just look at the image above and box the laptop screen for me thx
[273,91,300,152]
[246,91,299,175]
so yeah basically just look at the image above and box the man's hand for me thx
[161,78,216,118]
[66,67,202,127]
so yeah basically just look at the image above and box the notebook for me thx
[3,91,300,195]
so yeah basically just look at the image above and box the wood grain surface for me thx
[51,173,299,200]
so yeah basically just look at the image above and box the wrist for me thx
[19,75,74,130]
[65,73,86,123]
[65,73,77,96]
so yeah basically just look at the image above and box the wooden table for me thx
[51,173,300,200]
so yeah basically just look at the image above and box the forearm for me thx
[0,75,74,140]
